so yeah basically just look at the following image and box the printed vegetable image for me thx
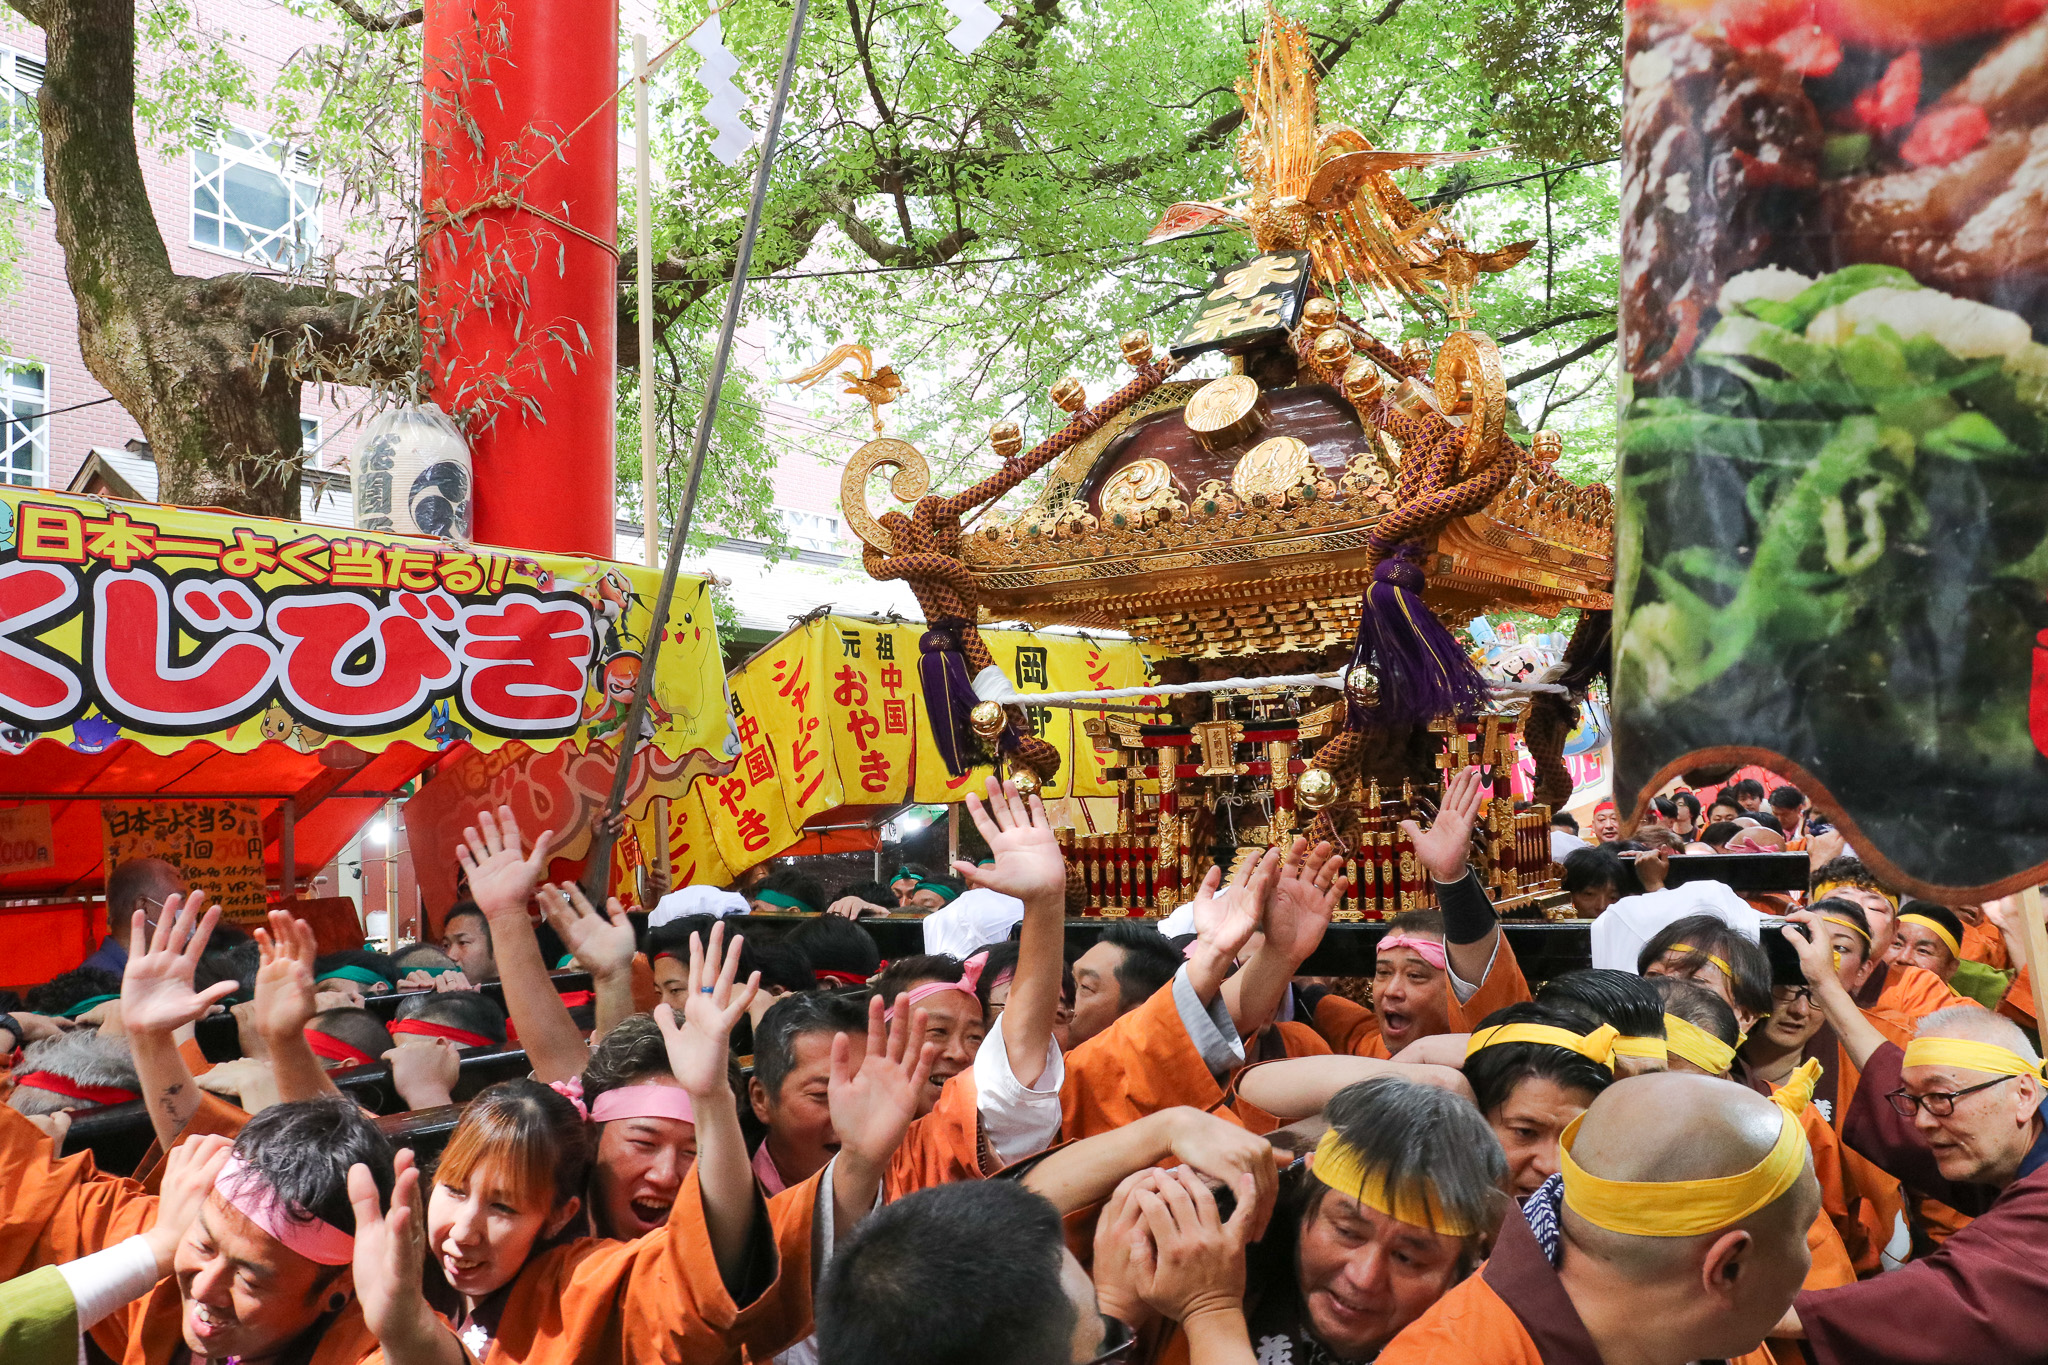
[1616,0,2048,893]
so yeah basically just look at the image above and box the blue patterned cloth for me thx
[1522,1172,1565,1267]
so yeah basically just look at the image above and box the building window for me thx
[191,121,321,269]
[779,507,842,553]
[300,414,320,454]
[0,361,47,487]
[0,48,44,202]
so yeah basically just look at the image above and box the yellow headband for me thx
[1612,1035,1669,1063]
[1309,1128,1475,1237]
[1901,1037,2048,1082]
[1662,1013,1737,1076]
[1770,1058,1824,1118]
[1820,914,1871,946]
[1559,1106,1808,1238]
[1897,914,1962,962]
[1813,880,1897,913]
[1670,944,1734,980]
[1466,1021,1619,1071]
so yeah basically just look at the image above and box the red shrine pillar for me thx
[421,0,618,558]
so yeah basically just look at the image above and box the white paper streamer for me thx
[943,0,1001,54]
[690,14,753,166]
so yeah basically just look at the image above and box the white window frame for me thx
[0,48,46,204]
[189,119,322,269]
[0,358,48,488]
[300,413,321,455]
[779,507,843,553]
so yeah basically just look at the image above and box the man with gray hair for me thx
[5,1027,140,1114]
[81,857,186,976]
[1773,903,2048,1363]
[1027,1077,1509,1363]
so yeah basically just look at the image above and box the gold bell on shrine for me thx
[1296,767,1339,811]
[1009,766,1044,798]
[970,700,1006,738]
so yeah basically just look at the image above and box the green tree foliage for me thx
[637,0,1623,512]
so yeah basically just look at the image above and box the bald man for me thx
[1382,1074,1819,1365]
[1776,913,2048,1362]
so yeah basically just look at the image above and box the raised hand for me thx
[120,891,234,1037]
[829,992,938,1172]
[1128,1166,1257,1328]
[537,882,638,981]
[653,921,759,1099]
[953,777,1067,906]
[252,910,322,1043]
[1191,846,1283,966]
[457,805,555,922]
[1264,837,1345,968]
[1400,765,1487,884]
[144,1133,234,1273]
[349,1150,445,1356]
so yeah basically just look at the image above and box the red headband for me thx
[14,1071,139,1108]
[814,969,870,987]
[303,1030,378,1068]
[389,1019,496,1049]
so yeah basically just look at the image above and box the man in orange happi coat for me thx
[1308,768,1531,1061]
[1381,1073,1820,1365]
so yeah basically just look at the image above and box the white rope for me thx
[1015,673,1566,709]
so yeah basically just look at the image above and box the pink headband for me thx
[214,1154,355,1266]
[1377,934,1447,970]
[886,951,987,1022]
[590,1084,695,1125]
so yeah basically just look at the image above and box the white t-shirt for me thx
[921,888,1026,958]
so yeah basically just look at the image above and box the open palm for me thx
[1191,846,1282,963]
[655,921,759,1097]
[458,805,555,920]
[953,777,1067,905]
[252,911,322,1040]
[830,993,936,1170]
[1400,765,1487,884]
[1265,837,1344,967]
[538,882,638,979]
[120,892,235,1036]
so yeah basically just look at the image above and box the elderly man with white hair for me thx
[1774,916,2048,1362]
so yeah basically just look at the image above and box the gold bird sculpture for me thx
[784,343,905,433]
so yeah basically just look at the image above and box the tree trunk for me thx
[24,0,391,516]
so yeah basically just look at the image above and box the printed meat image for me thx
[1616,0,2048,892]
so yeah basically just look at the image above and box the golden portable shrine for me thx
[831,7,1615,921]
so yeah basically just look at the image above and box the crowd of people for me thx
[0,769,2042,1365]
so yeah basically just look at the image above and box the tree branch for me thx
[1506,330,1617,389]
[1496,308,1613,347]
[327,0,424,30]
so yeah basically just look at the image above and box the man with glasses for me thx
[81,857,186,976]
[1773,921,2048,1361]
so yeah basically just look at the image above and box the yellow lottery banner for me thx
[706,615,1156,872]
[0,487,732,767]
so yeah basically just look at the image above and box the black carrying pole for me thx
[581,0,812,904]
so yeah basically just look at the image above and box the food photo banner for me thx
[0,487,733,764]
[1612,0,2048,896]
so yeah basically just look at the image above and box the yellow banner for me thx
[0,488,731,770]
[714,615,1157,871]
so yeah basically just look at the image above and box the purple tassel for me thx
[1345,551,1493,731]
[918,622,989,776]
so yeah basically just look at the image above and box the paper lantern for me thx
[353,403,473,540]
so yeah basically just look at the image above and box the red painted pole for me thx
[421,0,618,558]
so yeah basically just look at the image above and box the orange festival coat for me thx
[1311,936,1532,1059]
